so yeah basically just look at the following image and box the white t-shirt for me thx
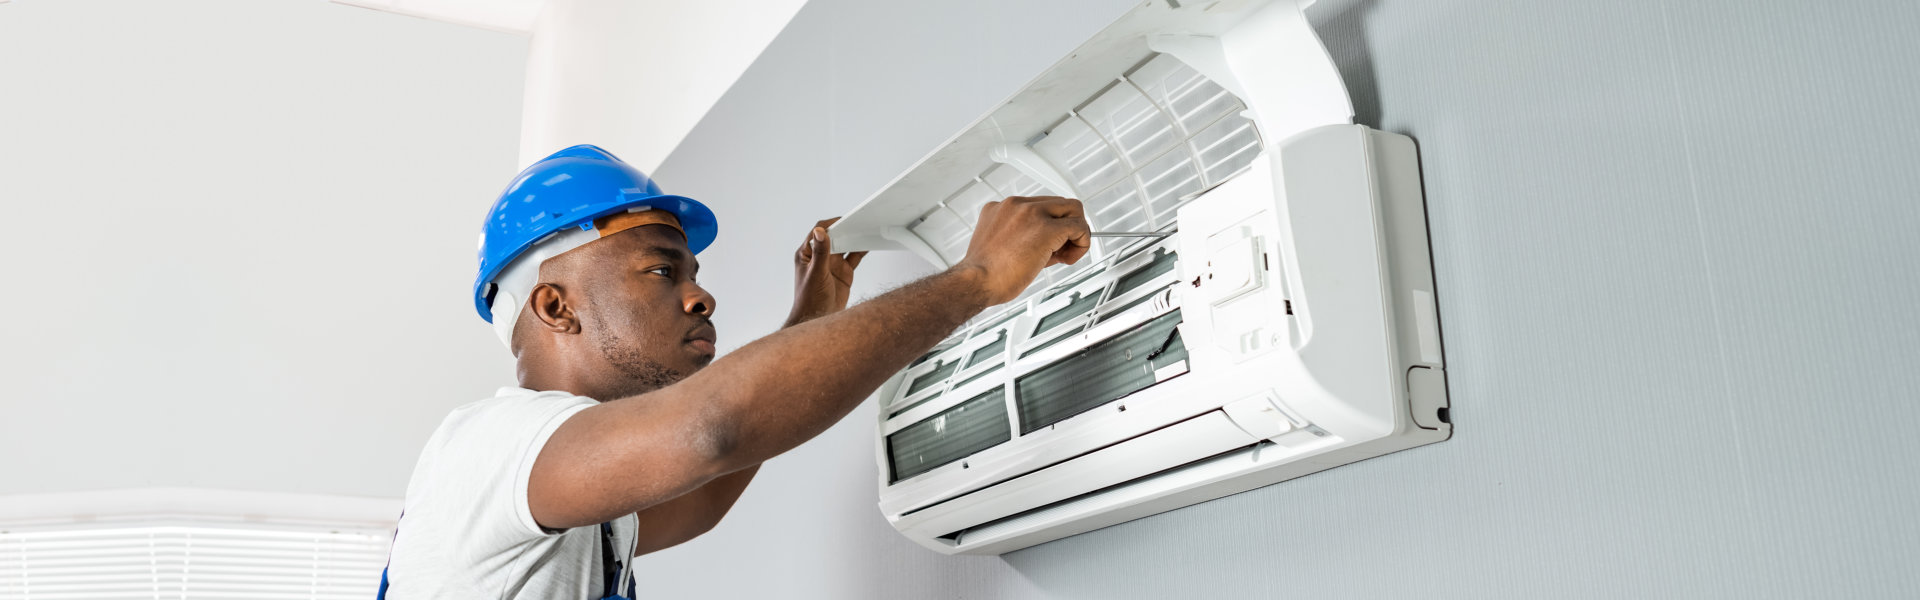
[383,387,638,599]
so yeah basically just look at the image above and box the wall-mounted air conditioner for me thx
[828,0,1450,555]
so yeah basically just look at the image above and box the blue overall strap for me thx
[376,512,401,599]
[598,521,631,600]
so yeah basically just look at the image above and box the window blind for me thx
[0,525,389,600]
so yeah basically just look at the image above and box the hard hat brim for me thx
[614,194,718,255]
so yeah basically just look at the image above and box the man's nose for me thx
[683,282,717,317]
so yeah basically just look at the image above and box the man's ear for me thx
[528,282,580,334]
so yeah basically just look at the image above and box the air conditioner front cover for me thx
[831,0,1450,555]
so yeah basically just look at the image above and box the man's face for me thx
[561,224,718,396]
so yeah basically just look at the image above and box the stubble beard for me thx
[593,329,691,400]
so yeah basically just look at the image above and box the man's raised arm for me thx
[622,217,867,556]
[529,197,1090,530]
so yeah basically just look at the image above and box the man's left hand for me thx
[787,218,867,327]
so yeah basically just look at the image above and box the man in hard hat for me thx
[378,145,1090,598]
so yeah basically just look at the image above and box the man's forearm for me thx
[674,266,991,473]
[629,285,856,553]
[638,302,827,550]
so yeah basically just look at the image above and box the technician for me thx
[379,145,1090,598]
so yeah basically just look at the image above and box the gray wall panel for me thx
[649,0,1920,597]
[1662,2,1920,595]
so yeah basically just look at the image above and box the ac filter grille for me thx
[896,52,1260,279]
[1111,248,1178,298]
[953,362,1004,390]
[1035,292,1101,336]
[967,332,1008,366]
[906,359,962,397]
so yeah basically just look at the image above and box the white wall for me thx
[642,0,1920,597]
[518,0,809,170]
[0,0,526,499]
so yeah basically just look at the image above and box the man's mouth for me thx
[686,322,718,355]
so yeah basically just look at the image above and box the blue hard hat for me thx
[472,144,718,322]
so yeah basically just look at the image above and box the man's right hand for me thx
[953,196,1092,305]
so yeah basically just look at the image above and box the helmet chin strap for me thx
[490,227,596,350]
[488,209,689,350]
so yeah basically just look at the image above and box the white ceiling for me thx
[337,0,812,172]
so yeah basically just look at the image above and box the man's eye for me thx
[647,267,672,277]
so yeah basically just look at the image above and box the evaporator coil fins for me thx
[888,387,1012,482]
[1015,310,1189,435]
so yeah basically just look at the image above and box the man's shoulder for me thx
[454,386,596,414]
[406,388,601,502]
[430,387,599,444]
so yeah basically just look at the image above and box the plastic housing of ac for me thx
[829,0,1451,555]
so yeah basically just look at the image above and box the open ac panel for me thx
[828,0,1450,555]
